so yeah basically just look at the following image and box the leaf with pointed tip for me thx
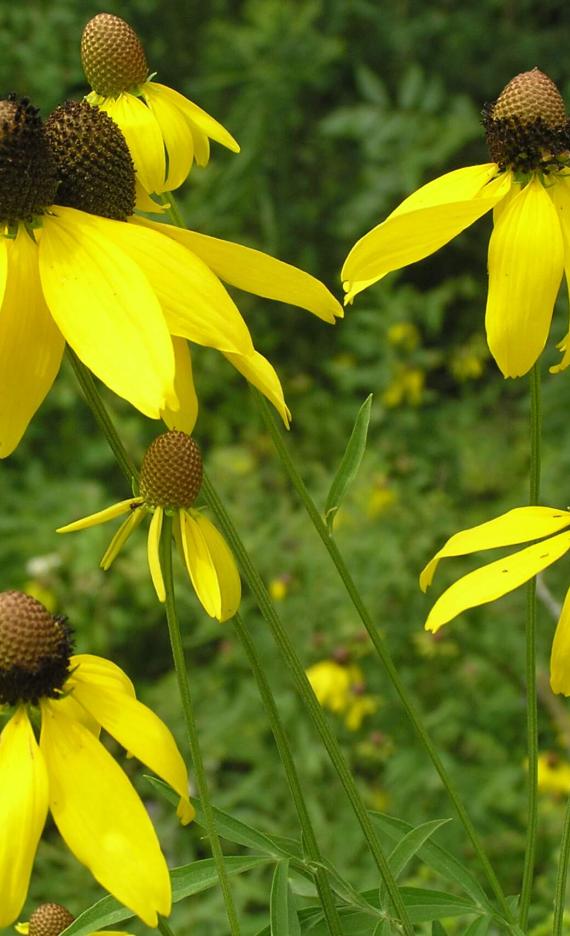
[325,394,373,533]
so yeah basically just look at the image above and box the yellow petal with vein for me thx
[57,498,139,533]
[40,701,171,926]
[150,82,240,153]
[486,177,564,377]
[147,506,165,602]
[551,587,570,695]
[224,348,291,427]
[162,338,198,433]
[192,512,241,621]
[142,84,195,192]
[425,530,570,633]
[420,506,570,591]
[180,511,222,619]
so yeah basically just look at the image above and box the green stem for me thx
[160,514,241,936]
[255,392,515,927]
[157,917,178,936]
[519,363,542,928]
[202,475,414,935]
[553,794,570,936]
[233,612,344,935]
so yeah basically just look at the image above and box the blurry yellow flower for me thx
[306,660,378,731]
[449,343,486,382]
[82,13,239,195]
[420,505,570,694]
[0,591,193,928]
[22,582,57,614]
[366,482,397,519]
[16,902,132,936]
[269,576,290,601]
[342,69,570,378]
[537,752,570,795]
[382,366,425,408]
[387,322,420,352]
[58,431,241,622]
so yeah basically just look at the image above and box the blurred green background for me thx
[2,0,570,932]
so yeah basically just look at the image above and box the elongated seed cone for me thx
[492,68,566,126]
[81,13,149,96]
[27,904,75,936]
[140,431,203,509]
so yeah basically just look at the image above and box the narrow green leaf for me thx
[270,859,301,936]
[389,818,451,879]
[432,922,448,936]
[463,917,491,936]
[399,886,478,922]
[372,920,393,935]
[324,394,373,533]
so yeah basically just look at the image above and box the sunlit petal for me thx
[162,338,198,433]
[224,348,291,427]
[420,506,570,591]
[69,654,136,698]
[486,177,564,377]
[0,710,49,927]
[142,84,194,192]
[425,530,570,633]
[149,83,240,153]
[192,512,241,622]
[147,506,165,602]
[551,587,570,694]
[135,180,167,214]
[179,511,222,619]
[547,176,570,373]
[57,498,140,533]
[40,701,171,926]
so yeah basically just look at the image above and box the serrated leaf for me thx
[270,859,301,936]
[325,394,372,533]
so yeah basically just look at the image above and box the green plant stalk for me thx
[157,917,178,936]
[233,612,344,935]
[202,475,414,935]
[255,392,515,927]
[160,514,242,936]
[519,363,542,928]
[553,793,570,936]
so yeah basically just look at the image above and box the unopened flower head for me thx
[58,430,241,621]
[0,590,193,928]
[16,902,131,936]
[81,12,240,195]
[342,68,570,379]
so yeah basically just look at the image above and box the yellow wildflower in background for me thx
[382,365,425,408]
[58,431,241,621]
[420,505,570,694]
[0,591,193,928]
[82,13,239,195]
[16,902,132,936]
[343,69,570,378]
[537,753,570,796]
[387,321,420,352]
[306,660,378,731]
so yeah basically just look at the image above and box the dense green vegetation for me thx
[2,0,570,932]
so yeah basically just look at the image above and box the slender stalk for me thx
[553,795,570,936]
[157,917,178,936]
[233,612,344,935]
[519,363,542,928]
[255,392,515,926]
[160,514,241,936]
[202,475,414,935]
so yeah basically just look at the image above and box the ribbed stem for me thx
[553,793,570,936]
[157,917,178,936]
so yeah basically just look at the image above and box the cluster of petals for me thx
[0,654,193,927]
[420,505,570,693]
[342,163,570,379]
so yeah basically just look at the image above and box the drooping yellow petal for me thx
[224,348,291,427]
[546,177,570,373]
[149,82,240,154]
[551,587,570,695]
[147,506,165,602]
[190,125,210,166]
[425,530,570,633]
[87,91,166,197]
[420,506,570,591]
[69,673,194,824]
[0,228,64,457]
[0,709,49,927]
[152,223,343,324]
[179,511,222,619]
[40,701,171,926]
[0,235,8,307]
[69,654,136,698]
[57,498,140,533]
[161,338,198,433]
[342,166,511,300]
[142,84,195,193]
[486,177,564,377]
[191,512,241,622]
[54,691,101,736]
[100,508,147,570]
[135,179,167,214]
[39,209,176,417]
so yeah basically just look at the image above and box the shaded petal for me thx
[54,691,101,736]
[224,348,291,427]
[547,177,570,372]
[420,506,570,591]
[147,506,165,602]
[151,223,342,323]
[191,512,241,622]
[179,511,222,619]
[135,180,167,214]
[39,209,176,417]
[142,84,195,192]
[551,587,570,694]
[149,82,240,154]
[40,701,171,926]
[425,530,570,633]
[101,507,146,570]
[486,177,564,377]
[190,126,210,166]
[161,338,198,433]
[69,654,136,698]
[57,498,140,533]
[70,675,194,824]
[88,91,166,196]
[0,709,49,927]
[0,228,64,457]
[342,166,511,300]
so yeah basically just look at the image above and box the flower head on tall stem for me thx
[0,590,193,928]
[343,68,570,378]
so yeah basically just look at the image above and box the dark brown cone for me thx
[81,13,149,96]
[0,591,72,705]
[140,431,203,509]
[0,96,58,224]
[28,903,75,936]
[45,100,135,220]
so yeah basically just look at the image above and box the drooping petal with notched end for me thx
[547,177,570,373]
[161,338,198,434]
[420,506,570,591]
[224,348,291,427]
[40,701,171,926]
[425,530,570,633]
[0,229,64,457]
[342,165,511,302]
[184,512,241,622]
[146,83,240,158]
[69,666,194,824]
[0,709,49,927]
[141,83,195,193]
[486,177,564,377]
[551,587,570,695]
[154,222,342,324]
[178,511,222,620]
[39,208,176,418]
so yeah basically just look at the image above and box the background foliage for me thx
[2,0,570,932]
